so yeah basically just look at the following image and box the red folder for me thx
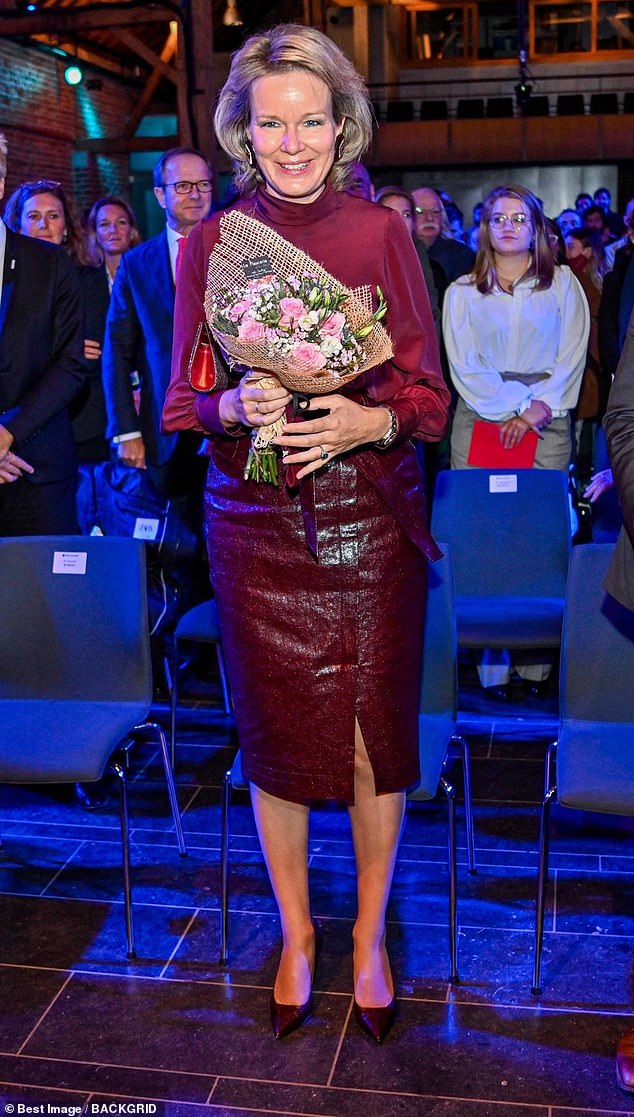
[467,418,538,468]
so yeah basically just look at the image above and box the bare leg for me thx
[348,720,405,1007]
[250,783,315,1005]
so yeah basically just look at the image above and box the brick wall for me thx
[0,39,138,214]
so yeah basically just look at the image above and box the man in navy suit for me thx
[102,146,213,496]
[0,133,85,535]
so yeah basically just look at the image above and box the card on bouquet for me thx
[467,418,538,468]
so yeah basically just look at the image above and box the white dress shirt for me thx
[442,265,590,421]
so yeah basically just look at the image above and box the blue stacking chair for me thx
[0,535,187,958]
[219,549,475,981]
[532,543,634,993]
[430,469,571,658]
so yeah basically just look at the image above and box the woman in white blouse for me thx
[443,184,589,471]
[442,184,590,694]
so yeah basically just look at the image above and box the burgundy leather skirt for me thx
[205,451,426,804]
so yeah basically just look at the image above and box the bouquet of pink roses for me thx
[204,210,393,482]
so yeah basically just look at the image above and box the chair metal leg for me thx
[219,767,232,965]
[532,742,557,996]
[134,722,187,856]
[111,760,135,959]
[452,734,476,874]
[170,636,179,770]
[215,643,232,716]
[440,775,459,984]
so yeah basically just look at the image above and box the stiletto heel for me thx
[270,923,322,1039]
[353,996,397,1043]
[353,937,396,1043]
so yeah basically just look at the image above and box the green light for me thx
[64,64,84,86]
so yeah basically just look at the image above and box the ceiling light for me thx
[64,63,84,86]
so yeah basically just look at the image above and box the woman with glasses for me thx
[442,183,589,695]
[443,183,589,472]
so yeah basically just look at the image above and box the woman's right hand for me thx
[219,371,292,431]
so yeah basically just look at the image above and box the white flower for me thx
[320,335,343,358]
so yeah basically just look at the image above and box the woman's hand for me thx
[0,448,35,484]
[584,468,614,503]
[218,371,291,431]
[499,400,552,449]
[272,395,392,481]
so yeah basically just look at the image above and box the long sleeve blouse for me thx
[162,184,451,560]
[442,266,590,421]
[164,184,449,442]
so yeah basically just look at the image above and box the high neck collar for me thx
[252,182,340,226]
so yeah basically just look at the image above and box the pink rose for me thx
[293,341,327,370]
[238,316,267,341]
[228,299,253,322]
[321,311,346,337]
[279,297,306,321]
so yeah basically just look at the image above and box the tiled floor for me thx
[1,663,634,1116]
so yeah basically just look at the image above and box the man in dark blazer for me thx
[0,134,85,535]
[102,146,212,497]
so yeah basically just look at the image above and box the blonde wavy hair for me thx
[214,24,373,196]
[472,184,555,293]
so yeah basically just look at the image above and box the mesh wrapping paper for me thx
[204,209,393,395]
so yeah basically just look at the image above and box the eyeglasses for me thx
[415,207,442,217]
[160,180,213,195]
[489,213,530,229]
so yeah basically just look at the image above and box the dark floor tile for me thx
[549,874,634,937]
[333,999,634,1111]
[213,1076,546,1116]
[447,926,634,1010]
[0,893,197,976]
[41,840,221,911]
[0,965,71,1052]
[22,972,351,1085]
[470,756,545,805]
[0,1053,213,1103]
[0,1084,89,1105]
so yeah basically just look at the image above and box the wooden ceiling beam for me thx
[0,6,176,36]
[124,24,178,137]
[110,25,177,82]
[76,134,179,153]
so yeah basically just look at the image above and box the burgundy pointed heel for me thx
[270,924,322,1040]
[353,996,397,1044]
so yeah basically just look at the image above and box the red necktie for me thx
[175,236,187,280]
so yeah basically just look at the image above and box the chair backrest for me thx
[430,469,571,599]
[561,543,634,724]
[420,548,457,719]
[0,535,152,705]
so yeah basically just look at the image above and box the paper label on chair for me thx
[52,550,87,574]
[489,474,518,493]
[133,517,160,541]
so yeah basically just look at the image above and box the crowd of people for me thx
[2,20,634,1073]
